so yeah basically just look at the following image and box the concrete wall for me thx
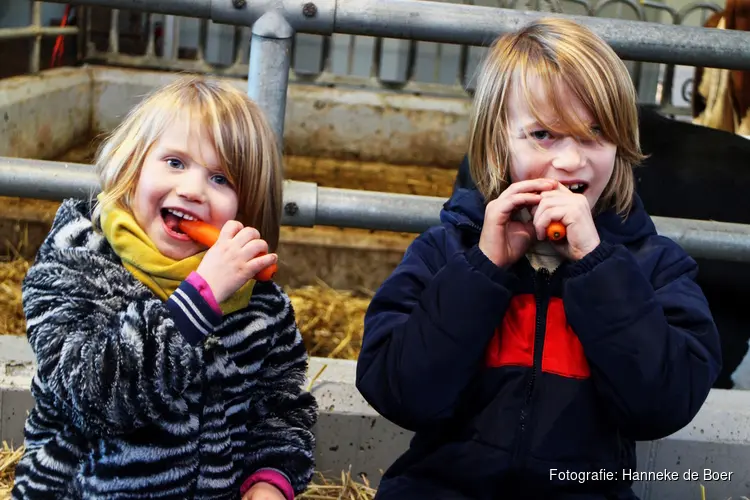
[3,337,750,499]
[0,67,92,160]
[0,65,472,168]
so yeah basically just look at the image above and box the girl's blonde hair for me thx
[91,75,284,250]
[468,17,646,215]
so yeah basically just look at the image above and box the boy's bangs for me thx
[516,59,607,143]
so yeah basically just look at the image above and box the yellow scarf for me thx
[98,196,255,315]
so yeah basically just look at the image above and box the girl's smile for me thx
[130,115,239,260]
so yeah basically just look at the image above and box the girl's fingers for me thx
[241,238,269,261]
[219,220,244,240]
[232,226,262,247]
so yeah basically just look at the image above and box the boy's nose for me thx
[551,140,585,171]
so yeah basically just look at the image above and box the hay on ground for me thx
[0,445,376,500]
[0,443,23,500]
[0,259,370,361]
[0,258,28,337]
[287,280,371,360]
[299,469,377,499]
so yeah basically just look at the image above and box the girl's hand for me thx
[478,178,558,268]
[241,482,286,500]
[196,221,278,303]
[532,182,601,261]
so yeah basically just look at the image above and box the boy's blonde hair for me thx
[91,75,283,250]
[468,17,646,215]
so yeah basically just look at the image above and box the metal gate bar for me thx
[46,0,750,70]
[3,156,750,264]
[0,1,79,74]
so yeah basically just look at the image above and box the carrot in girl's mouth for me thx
[177,219,278,281]
[546,221,566,242]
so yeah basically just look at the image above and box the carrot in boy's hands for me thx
[178,219,277,281]
[546,221,566,242]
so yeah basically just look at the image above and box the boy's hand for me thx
[196,220,278,303]
[241,481,286,500]
[478,178,558,268]
[532,182,600,261]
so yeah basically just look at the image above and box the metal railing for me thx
[3,156,750,263]
[0,1,79,74]
[73,0,725,116]
[5,0,750,264]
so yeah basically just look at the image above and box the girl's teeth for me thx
[167,209,196,221]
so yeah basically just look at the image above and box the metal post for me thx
[29,1,42,74]
[247,11,294,156]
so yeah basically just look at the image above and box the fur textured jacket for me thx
[11,199,318,500]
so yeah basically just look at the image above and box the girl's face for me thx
[130,117,239,260]
[505,80,616,211]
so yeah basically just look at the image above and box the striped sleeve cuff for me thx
[167,280,223,346]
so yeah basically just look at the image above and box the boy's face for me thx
[130,117,239,260]
[505,80,616,212]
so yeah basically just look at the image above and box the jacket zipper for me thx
[512,267,551,466]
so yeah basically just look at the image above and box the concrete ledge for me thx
[0,65,470,168]
[0,67,92,160]
[89,66,470,168]
[2,337,750,498]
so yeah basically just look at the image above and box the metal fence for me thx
[0,1,79,73]
[3,0,750,263]
[74,0,726,118]
[0,1,730,115]
[3,156,750,264]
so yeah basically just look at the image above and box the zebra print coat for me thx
[11,198,318,500]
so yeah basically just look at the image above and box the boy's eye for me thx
[530,130,552,141]
[591,125,602,135]
[166,158,184,169]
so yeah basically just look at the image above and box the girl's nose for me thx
[176,177,207,203]
[551,139,585,171]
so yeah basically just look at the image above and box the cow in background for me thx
[692,0,750,135]
[452,104,750,390]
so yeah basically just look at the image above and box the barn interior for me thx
[2,1,750,499]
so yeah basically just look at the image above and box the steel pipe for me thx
[3,157,750,264]
[248,11,294,154]
[0,157,100,201]
[44,0,750,70]
[0,26,78,40]
[333,0,750,70]
[315,187,445,233]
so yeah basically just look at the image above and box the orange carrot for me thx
[178,219,221,248]
[546,221,566,241]
[177,219,278,281]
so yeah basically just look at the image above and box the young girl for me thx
[356,18,721,499]
[12,76,317,500]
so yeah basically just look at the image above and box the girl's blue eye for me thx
[212,174,228,185]
[166,158,184,169]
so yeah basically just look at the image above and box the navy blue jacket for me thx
[356,187,721,499]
